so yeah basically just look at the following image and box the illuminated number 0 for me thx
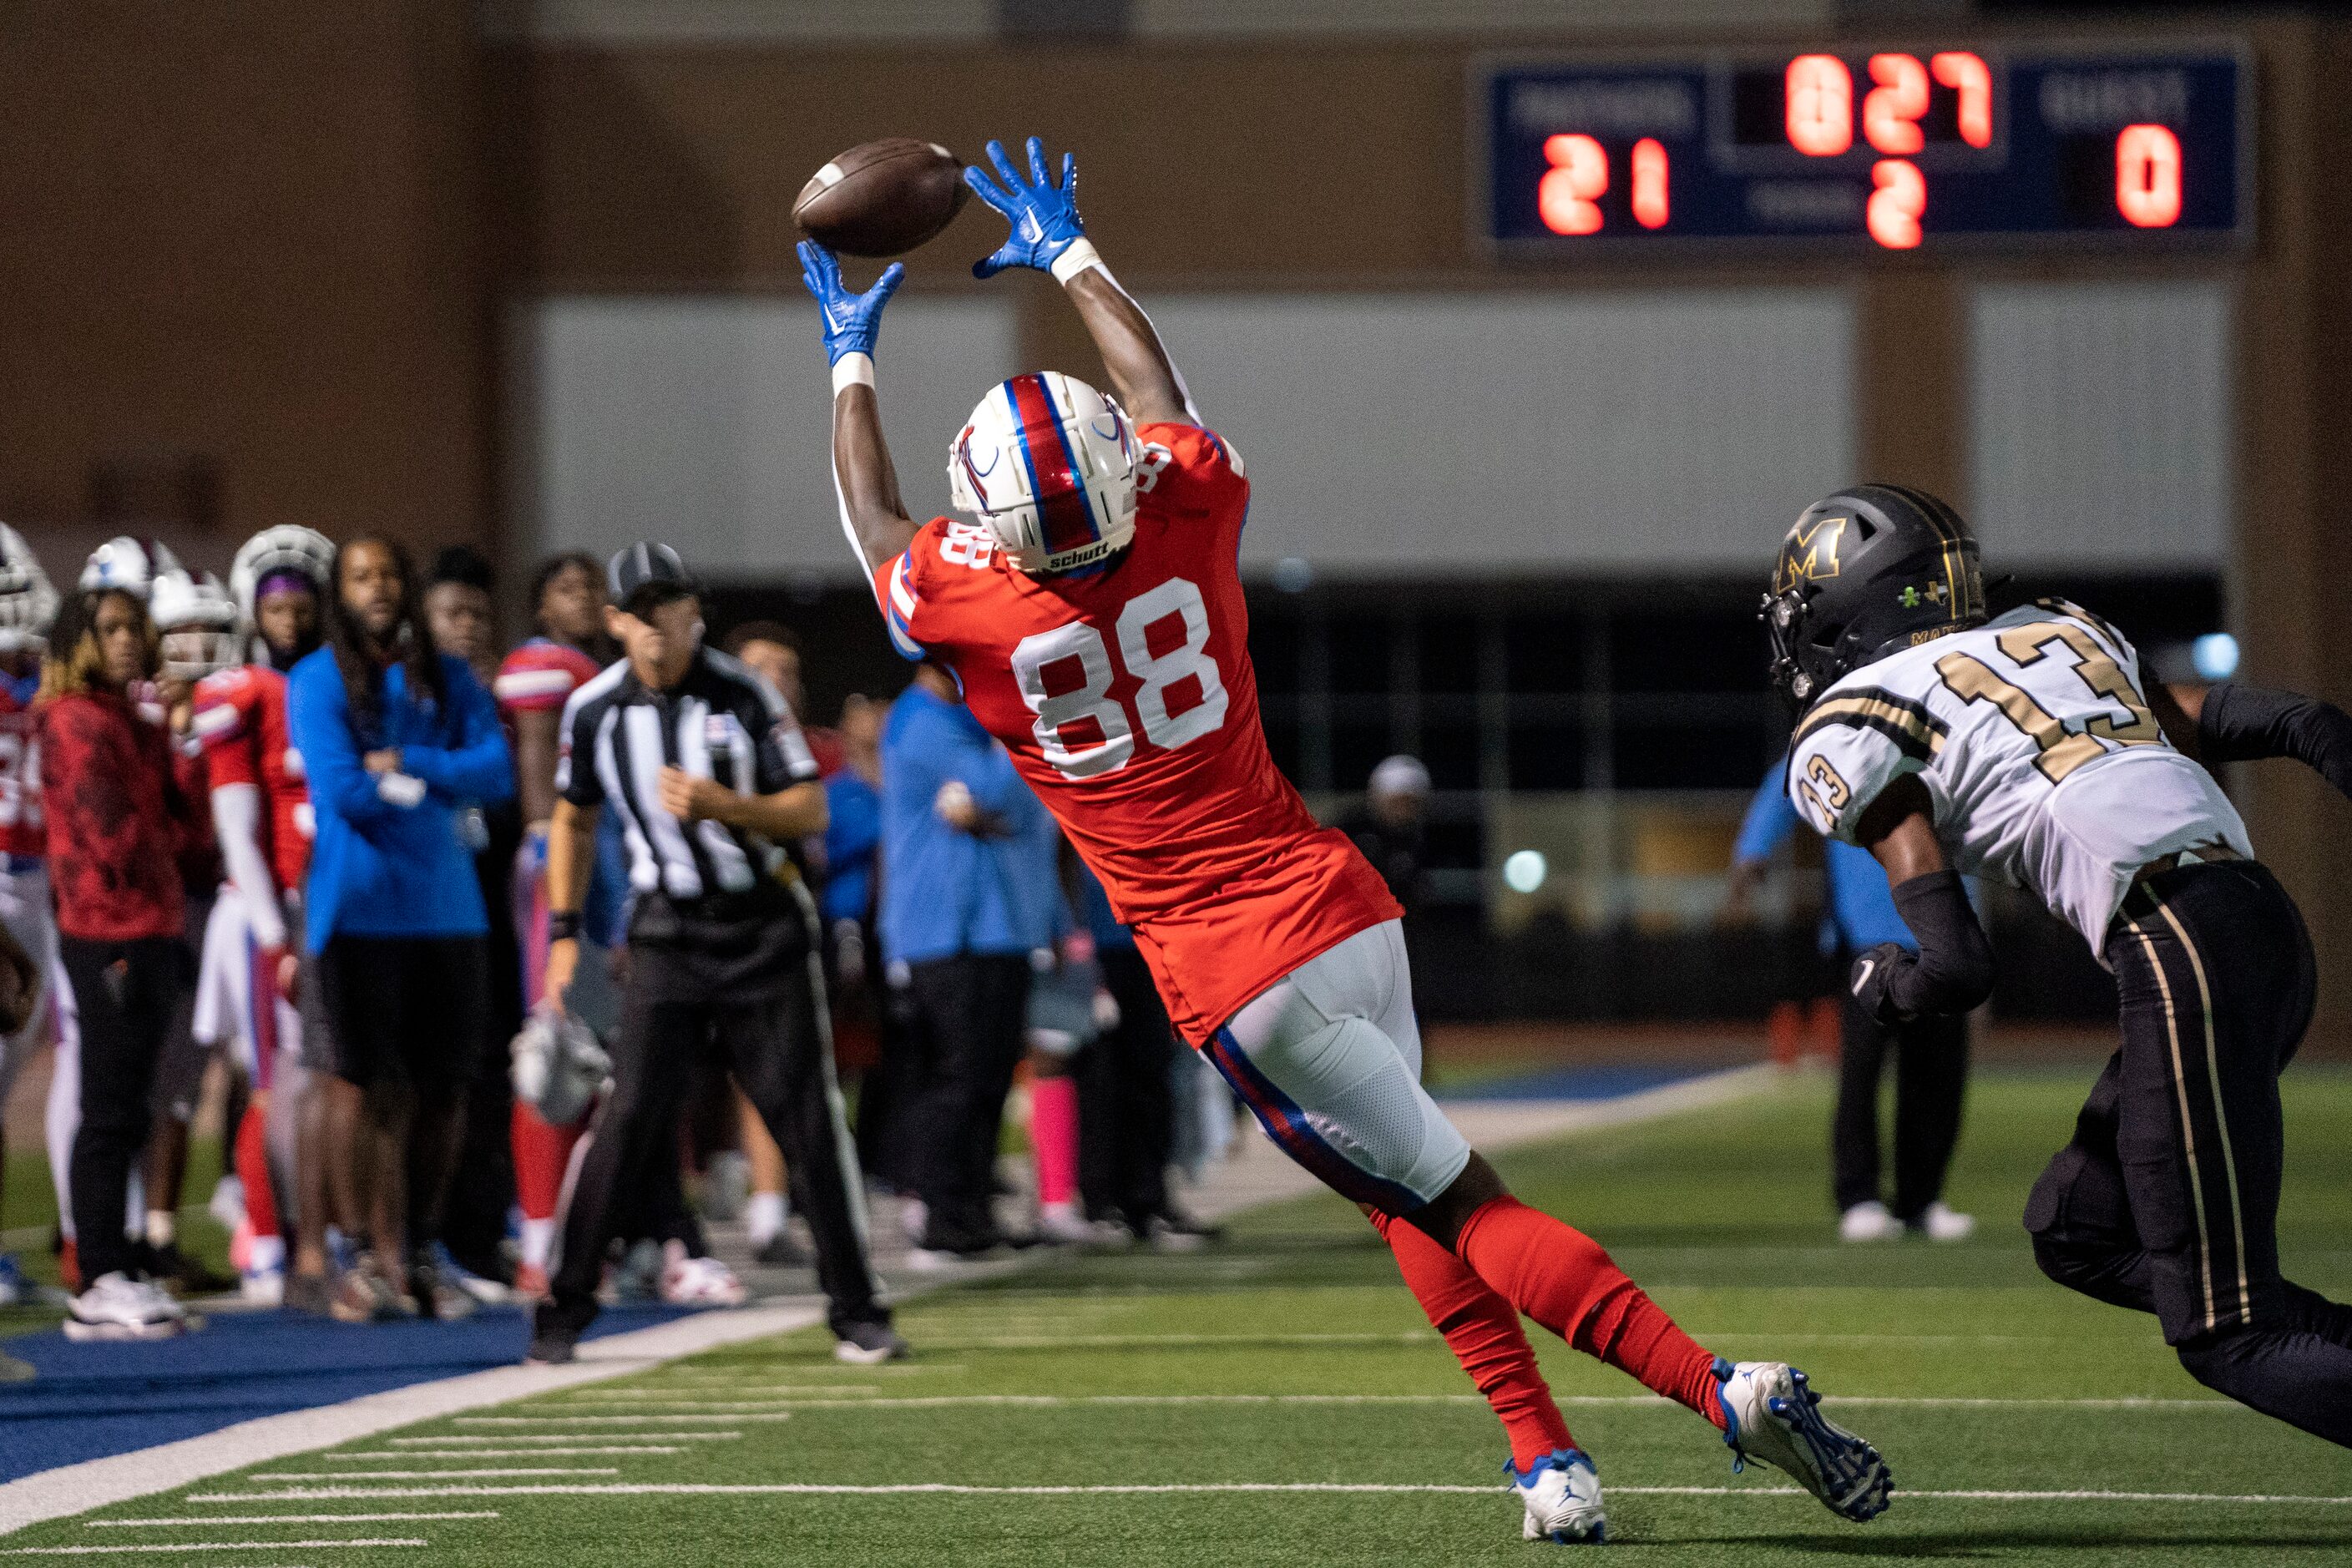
[1011,579,1230,780]
[1539,134,1607,235]
[1785,55,1853,157]
[2117,124,2182,229]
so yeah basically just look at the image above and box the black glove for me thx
[1849,941,1916,1028]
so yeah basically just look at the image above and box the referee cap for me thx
[608,541,697,614]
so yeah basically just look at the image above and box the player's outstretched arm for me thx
[797,240,918,575]
[965,137,1196,428]
[1848,775,1994,1024]
[2158,679,2352,801]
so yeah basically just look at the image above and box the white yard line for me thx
[251,1469,618,1482]
[1,1540,427,1555]
[324,1449,689,1459]
[384,1434,739,1447]
[88,1515,495,1529]
[0,1065,1775,1538]
[183,1481,2352,1505]
[549,1387,873,1400]
[454,1414,792,1427]
[528,1391,2245,1413]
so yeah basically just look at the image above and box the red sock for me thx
[1372,1211,1574,1467]
[234,1105,278,1239]
[1455,1196,1725,1429]
[1029,1076,1079,1207]
[512,1100,585,1221]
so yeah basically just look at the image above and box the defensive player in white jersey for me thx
[1770,483,2352,1448]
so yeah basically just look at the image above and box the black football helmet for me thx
[1763,483,1987,711]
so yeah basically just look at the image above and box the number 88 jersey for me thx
[873,421,1399,1044]
[1788,597,2251,956]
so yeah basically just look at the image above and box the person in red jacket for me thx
[39,568,203,1340]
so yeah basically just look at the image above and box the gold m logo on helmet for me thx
[1776,514,1849,591]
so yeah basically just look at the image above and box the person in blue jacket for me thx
[878,661,1054,1259]
[287,535,513,1322]
[1729,751,1975,1245]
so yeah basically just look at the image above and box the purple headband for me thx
[255,569,316,600]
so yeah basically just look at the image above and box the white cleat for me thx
[1508,1448,1606,1545]
[1914,1201,1976,1242]
[64,1272,192,1342]
[1715,1359,1891,1522]
[1838,1201,1901,1243]
[658,1244,749,1307]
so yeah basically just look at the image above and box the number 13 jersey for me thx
[873,421,1399,1043]
[1788,598,2250,956]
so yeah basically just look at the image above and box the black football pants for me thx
[2026,859,2352,1448]
[61,938,180,1284]
[1077,943,1177,1230]
[1832,982,1969,1221]
[542,932,883,1340]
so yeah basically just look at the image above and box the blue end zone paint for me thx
[1433,1062,1719,1103]
[0,1303,687,1484]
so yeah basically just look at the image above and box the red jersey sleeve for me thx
[871,520,959,663]
[189,668,260,787]
[496,641,601,716]
[1136,423,1248,530]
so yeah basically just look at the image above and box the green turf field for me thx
[23,1068,2352,1563]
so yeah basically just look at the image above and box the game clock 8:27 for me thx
[1477,43,2248,253]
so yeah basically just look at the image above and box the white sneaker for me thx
[240,1265,286,1307]
[65,1273,192,1342]
[1839,1201,1900,1243]
[658,1244,748,1307]
[1508,1448,1606,1544]
[1915,1201,1976,1242]
[903,1247,963,1273]
[1034,1202,1112,1246]
[1715,1359,1892,1522]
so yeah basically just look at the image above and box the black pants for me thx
[1832,981,1969,1220]
[542,918,883,1339]
[900,953,1031,1245]
[1078,943,1176,1229]
[62,937,180,1283]
[2026,859,2352,1448]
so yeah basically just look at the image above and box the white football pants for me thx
[1204,919,1470,1212]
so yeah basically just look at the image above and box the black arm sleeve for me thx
[2197,682,2352,801]
[1883,870,1995,1019]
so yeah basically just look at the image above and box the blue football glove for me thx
[965,136,1087,280]
[797,240,904,365]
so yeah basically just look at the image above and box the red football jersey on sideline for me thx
[874,422,1400,1044]
[494,638,604,727]
[190,665,311,894]
[0,680,42,862]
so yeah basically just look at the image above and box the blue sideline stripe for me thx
[0,1303,687,1484]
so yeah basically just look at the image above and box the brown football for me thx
[794,139,969,258]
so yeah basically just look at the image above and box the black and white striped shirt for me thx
[555,647,821,903]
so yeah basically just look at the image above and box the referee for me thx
[529,542,902,1365]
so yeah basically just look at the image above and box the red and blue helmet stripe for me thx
[1002,373,1103,559]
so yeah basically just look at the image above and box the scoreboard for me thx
[1479,43,2250,253]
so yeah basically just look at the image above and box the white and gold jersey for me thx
[1788,599,2250,954]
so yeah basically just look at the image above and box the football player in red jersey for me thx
[0,524,58,1308]
[495,552,613,1297]
[800,137,1893,1543]
[189,527,336,1307]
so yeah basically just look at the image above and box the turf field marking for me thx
[383,1434,741,1446]
[0,1540,428,1554]
[250,1469,620,1481]
[556,1391,2249,1412]
[453,1414,792,1426]
[912,1332,1437,1348]
[317,1457,686,1466]
[185,1482,2352,1506]
[551,1387,876,1399]
[88,1514,496,1528]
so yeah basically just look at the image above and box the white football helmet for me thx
[78,536,183,602]
[510,1008,611,1127]
[0,524,60,656]
[150,569,243,683]
[947,372,1139,574]
[229,525,336,623]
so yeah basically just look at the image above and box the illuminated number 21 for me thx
[1868,159,1925,250]
[1786,54,1854,157]
[2116,124,2182,228]
[1539,135,1672,235]
[1539,134,1606,235]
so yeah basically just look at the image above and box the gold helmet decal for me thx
[1774,512,1849,594]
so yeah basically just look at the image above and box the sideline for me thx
[0,1061,1777,1536]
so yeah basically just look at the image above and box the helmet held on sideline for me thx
[948,371,1139,574]
[1763,483,1987,711]
[78,536,184,604]
[0,524,60,656]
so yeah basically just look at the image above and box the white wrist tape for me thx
[1050,239,1105,285]
[832,352,875,394]
[377,771,427,809]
